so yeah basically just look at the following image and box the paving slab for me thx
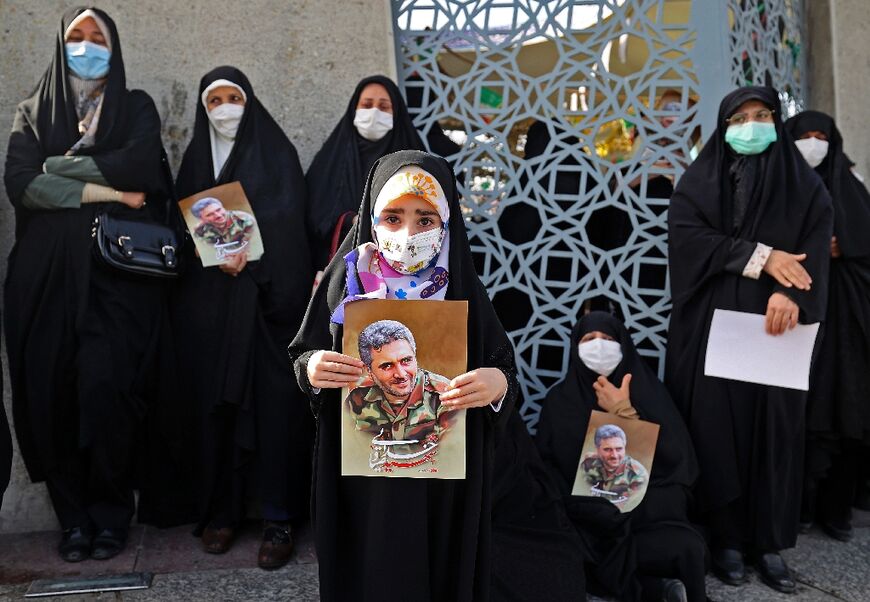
[133,521,316,575]
[123,564,319,602]
[0,527,144,585]
[1,519,868,601]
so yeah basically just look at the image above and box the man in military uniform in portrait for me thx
[581,423,649,504]
[191,196,255,256]
[346,320,453,456]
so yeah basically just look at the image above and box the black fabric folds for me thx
[3,7,173,530]
[786,111,870,524]
[665,86,833,551]
[288,149,519,602]
[536,312,706,601]
[305,75,425,258]
[173,66,314,529]
[490,411,589,601]
[0,356,10,511]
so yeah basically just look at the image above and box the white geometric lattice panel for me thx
[728,0,806,114]
[392,0,804,428]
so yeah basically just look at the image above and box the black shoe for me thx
[756,552,796,594]
[661,578,688,602]
[258,522,293,570]
[711,548,747,586]
[58,526,92,563]
[91,527,128,561]
[820,521,853,542]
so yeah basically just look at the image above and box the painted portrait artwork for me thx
[342,299,468,479]
[178,181,264,267]
[572,410,659,513]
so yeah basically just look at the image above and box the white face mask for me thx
[794,137,830,168]
[354,108,393,141]
[207,103,245,139]
[578,338,623,377]
[375,226,443,275]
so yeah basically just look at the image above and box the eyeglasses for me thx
[726,109,775,125]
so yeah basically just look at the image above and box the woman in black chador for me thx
[305,75,426,266]
[666,86,832,593]
[537,312,707,602]
[173,66,314,569]
[4,7,170,561]
[289,150,518,602]
[786,110,870,541]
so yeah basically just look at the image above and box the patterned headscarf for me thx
[331,165,451,324]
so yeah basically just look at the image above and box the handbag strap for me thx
[159,149,177,226]
[328,210,357,262]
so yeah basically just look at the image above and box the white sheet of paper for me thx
[704,309,820,391]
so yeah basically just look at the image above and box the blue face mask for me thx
[65,41,111,80]
[724,121,777,155]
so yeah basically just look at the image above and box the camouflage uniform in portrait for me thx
[347,369,452,450]
[194,210,256,246]
[581,454,649,501]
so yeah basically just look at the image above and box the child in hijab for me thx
[289,150,517,602]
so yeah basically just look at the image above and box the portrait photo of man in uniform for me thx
[572,412,659,512]
[340,299,469,479]
[191,197,255,258]
[179,181,265,267]
[346,319,454,452]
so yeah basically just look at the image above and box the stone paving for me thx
[0,513,868,601]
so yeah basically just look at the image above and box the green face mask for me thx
[725,121,778,155]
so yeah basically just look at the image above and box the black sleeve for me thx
[4,106,46,206]
[723,238,759,275]
[773,186,834,323]
[288,266,342,418]
[90,90,166,195]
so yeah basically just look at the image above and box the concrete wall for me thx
[829,0,870,180]
[0,0,394,534]
[807,0,836,117]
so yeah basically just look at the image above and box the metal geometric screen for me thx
[728,0,806,114]
[391,0,804,428]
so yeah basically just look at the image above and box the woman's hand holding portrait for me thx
[440,368,508,410]
[307,351,365,389]
[219,250,248,277]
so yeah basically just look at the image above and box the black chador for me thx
[4,7,170,538]
[173,66,314,533]
[289,150,518,602]
[786,110,870,537]
[537,312,706,602]
[305,75,425,264]
[665,86,832,554]
[491,410,589,601]
[1,362,10,511]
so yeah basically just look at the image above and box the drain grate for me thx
[25,572,153,597]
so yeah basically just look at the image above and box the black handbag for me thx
[92,212,179,277]
[91,152,181,278]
